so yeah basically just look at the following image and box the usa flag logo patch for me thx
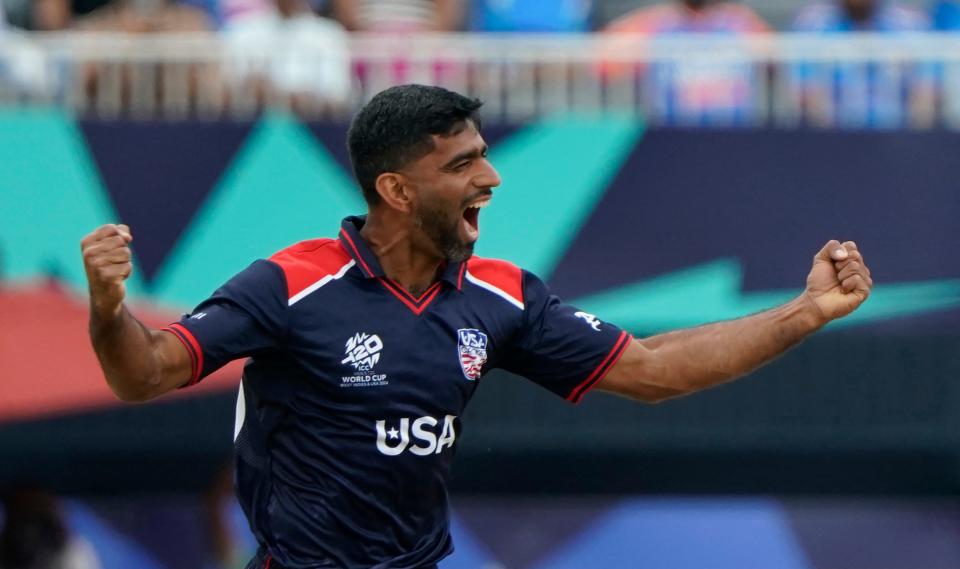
[457,329,488,381]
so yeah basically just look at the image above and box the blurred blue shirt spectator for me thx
[931,0,960,29]
[791,0,935,128]
[601,0,770,127]
[793,0,928,32]
[470,0,592,32]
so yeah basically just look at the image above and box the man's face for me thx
[399,121,502,262]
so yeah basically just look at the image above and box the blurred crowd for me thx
[0,486,100,569]
[0,0,957,126]
[1,0,958,34]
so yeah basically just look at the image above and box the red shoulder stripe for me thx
[164,323,204,386]
[269,239,354,302]
[465,257,524,308]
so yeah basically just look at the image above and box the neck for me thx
[359,211,444,297]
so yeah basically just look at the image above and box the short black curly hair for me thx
[347,84,483,205]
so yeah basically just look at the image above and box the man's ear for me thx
[374,172,413,213]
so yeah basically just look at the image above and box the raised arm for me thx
[83,224,192,402]
[597,240,872,403]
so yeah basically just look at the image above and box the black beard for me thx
[416,203,474,263]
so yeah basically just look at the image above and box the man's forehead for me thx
[428,121,485,159]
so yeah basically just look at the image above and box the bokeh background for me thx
[2,0,960,568]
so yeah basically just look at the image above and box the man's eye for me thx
[454,161,470,170]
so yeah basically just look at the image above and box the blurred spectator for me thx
[72,0,211,32]
[470,0,592,32]
[602,0,770,126]
[179,0,221,27]
[0,7,61,98]
[32,0,111,30]
[32,0,210,31]
[224,0,351,114]
[930,1,960,121]
[932,0,960,29]
[333,0,463,94]
[64,0,214,117]
[791,0,935,128]
[202,466,249,569]
[0,486,101,569]
[3,0,29,29]
[331,0,463,32]
[220,0,271,27]
[218,0,332,29]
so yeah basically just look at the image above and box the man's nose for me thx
[478,160,502,190]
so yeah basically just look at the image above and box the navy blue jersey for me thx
[165,216,629,569]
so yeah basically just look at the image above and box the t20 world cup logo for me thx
[457,329,488,381]
[342,332,384,372]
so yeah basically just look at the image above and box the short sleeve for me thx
[164,259,287,387]
[497,271,631,404]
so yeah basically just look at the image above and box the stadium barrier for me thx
[2,32,960,126]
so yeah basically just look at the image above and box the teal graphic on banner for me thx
[1,110,957,333]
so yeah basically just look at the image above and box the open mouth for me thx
[461,196,491,242]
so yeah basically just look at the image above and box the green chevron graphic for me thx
[1,110,957,331]
[0,109,147,297]
[572,259,960,333]
[475,114,643,280]
[150,113,644,307]
[151,112,364,307]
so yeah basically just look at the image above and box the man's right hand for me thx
[82,223,194,400]
[82,224,133,319]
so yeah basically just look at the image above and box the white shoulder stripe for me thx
[465,270,524,311]
[288,259,355,306]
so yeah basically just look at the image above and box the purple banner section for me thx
[552,128,960,296]
[53,495,960,569]
[76,121,960,328]
[80,120,254,282]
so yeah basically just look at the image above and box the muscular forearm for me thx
[89,303,174,402]
[645,295,822,395]
[599,240,872,403]
[603,295,824,403]
[83,223,191,402]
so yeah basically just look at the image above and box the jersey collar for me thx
[338,216,466,290]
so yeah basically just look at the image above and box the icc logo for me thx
[342,333,384,371]
[457,329,488,381]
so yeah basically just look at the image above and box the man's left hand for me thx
[804,239,873,324]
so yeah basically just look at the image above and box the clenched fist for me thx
[804,239,873,323]
[81,224,133,318]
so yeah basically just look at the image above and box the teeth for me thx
[468,200,491,210]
